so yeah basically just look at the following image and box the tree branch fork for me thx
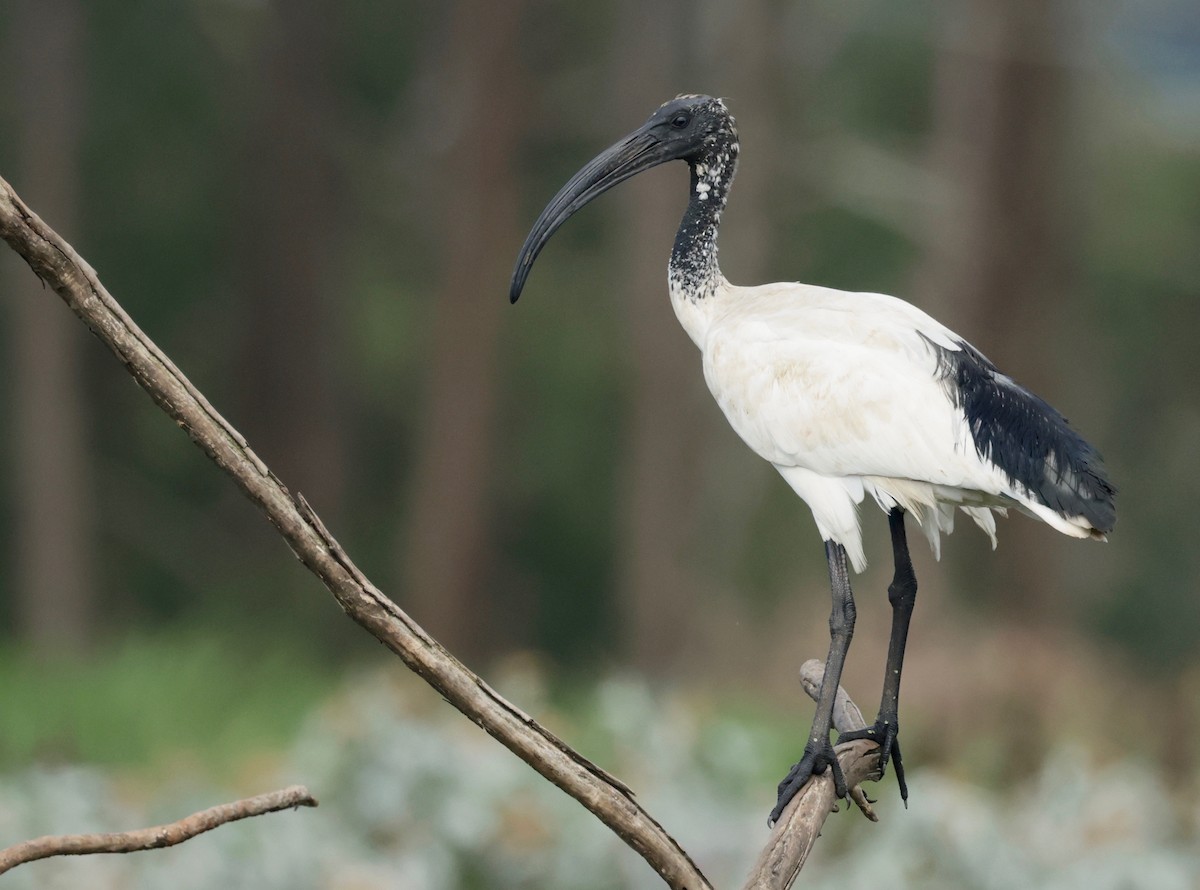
[0,175,885,887]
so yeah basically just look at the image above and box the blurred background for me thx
[0,0,1198,886]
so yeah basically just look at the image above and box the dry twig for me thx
[0,786,317,875]
[0,176,710,888]
[741,660,884,889]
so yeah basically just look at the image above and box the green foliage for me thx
[0,633,334,775]
[814,18,935,139]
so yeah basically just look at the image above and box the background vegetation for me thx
[1,0,1197,885]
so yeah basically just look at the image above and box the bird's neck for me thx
[669,144,738,305]
[668,142,738,346]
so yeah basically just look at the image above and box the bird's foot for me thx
[768,737,847,826]
[838,717,907,805]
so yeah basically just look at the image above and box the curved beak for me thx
[509,124,678,303]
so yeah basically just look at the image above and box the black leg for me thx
[770,540,856,825]
[838,507,916,803]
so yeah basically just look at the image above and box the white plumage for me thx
[673,276,1094,572]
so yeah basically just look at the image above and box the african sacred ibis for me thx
[509,94,1116,824]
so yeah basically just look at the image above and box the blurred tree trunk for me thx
[695,0,789,591]
[398,0,525,658]
[5,0,97,655]
[701,0,778,284]
[234,0,345,516]
[917,0,1079,618]
[612,0,783,674]
[611,0,698,674]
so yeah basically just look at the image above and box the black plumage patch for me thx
[927,337,1116,533]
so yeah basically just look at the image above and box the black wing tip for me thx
[1092,508,1117,536]
[1076,465,1117,534]
[1054,467,1117,535]
[1030,414,1117,534]
[929,337,1118,533]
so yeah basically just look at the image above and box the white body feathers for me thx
[670,275,1096,572]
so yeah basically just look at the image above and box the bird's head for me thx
[509,94,736,303]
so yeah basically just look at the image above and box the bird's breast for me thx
[704,339,887,467]
[699,321,982,488]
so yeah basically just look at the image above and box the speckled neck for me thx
[669,125,739,302]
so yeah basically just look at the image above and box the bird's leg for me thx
[837,507,915,803]
[770,541,856,825]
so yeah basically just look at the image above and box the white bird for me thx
[510,94,1115,823]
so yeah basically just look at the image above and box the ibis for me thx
[509,94,1115,824]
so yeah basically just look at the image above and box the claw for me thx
[769,738,847,825]
[838,719,908,805]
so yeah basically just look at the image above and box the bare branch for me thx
[798,658,879,822]
[798,658,867,735]
[0,786,317,875]
[741,660,884,890]
[0,176,711,888]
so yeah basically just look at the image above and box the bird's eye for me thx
[670,112,691,129]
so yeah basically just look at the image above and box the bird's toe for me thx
[769,738,847,825]
[838,718,908,804]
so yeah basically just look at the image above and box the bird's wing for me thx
[702,282,1114,538]
[921,336,1116,536]
[702,285,994,489]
